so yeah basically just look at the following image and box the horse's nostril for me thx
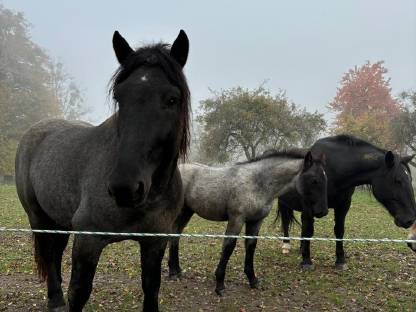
[135,182,146,202]
[107,186,114,197]
[136,182,145,195]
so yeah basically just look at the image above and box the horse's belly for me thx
[186,197,228,222]
[245,203,271,222]
[195,209,228,222]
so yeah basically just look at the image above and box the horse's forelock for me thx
[108,43,191,160]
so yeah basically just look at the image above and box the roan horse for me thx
[15,30,190,312]
[278,135,416,269]
[168,150,328,296]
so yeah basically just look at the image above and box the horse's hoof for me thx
[300,263,315,271]
[168,271,182,280]
[49,306,67,312]
[335,263,348,271]
[215,287,225,296]
[249,278,259,289]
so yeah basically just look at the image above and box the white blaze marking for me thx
[141,75,148,82]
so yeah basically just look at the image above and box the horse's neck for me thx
[94,115,118,146]
[249,158,302,199]
[334,148,385,188]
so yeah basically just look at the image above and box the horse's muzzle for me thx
[108,181,147,208]
[394,217,415,229]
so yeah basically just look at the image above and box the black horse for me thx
[15,30,190,312]
[278,135,416,269]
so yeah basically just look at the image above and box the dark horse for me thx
[278,135,416,269]
[15,30,190,312]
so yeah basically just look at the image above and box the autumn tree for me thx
[49,60,87,120]
[197,85,326,163]
[0,6,59,139]
[0,5,86,175]
[329,61,402,150]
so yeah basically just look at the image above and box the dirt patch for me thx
[0,268,374,312]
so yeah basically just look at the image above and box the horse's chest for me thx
[134,205,180,233]
[73,195,181,234]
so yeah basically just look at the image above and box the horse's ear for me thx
[385,151,395,168]
[170,30,189,67]
[402,154,416,164]
[113,31,134,64]
[303,151,313,172]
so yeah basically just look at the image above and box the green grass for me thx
[0,185,415,311]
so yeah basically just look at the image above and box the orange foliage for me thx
[330,61,402,150]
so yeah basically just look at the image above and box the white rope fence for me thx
[1,227,416,244]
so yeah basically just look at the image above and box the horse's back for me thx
[15,119,93,225]
[16,118,92,178]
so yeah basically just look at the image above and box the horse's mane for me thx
[237,148,307,165]
[329,134,385,152]
[108,43,191,159]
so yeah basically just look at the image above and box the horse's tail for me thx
[275,198,299,234]
[33,233,48,282]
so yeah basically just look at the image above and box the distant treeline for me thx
[191,63,416,165]
[0,5,87,175]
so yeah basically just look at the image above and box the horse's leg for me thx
[54,234,69,286]
[244,219,263,289]
[300,213,315,270]
[279,200,292,255]
[26,200,69,312]
[48,234,70,311]
[215,217,244,296]
[140,238,167,312]
[68,235,106,312]
[334,197,352,270]
[33,231,70,312]
[168,207,194,278]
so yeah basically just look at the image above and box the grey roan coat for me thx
[15,30,191,312]
[168,150,328,296]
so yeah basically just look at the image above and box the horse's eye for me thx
[395,179,402,185]
[311,179,319,185]
[166,97,178,108]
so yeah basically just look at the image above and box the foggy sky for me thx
[3,0,416,124]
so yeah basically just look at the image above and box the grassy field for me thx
[0,185,415,311]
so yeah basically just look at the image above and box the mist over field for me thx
[2,0,415,124]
